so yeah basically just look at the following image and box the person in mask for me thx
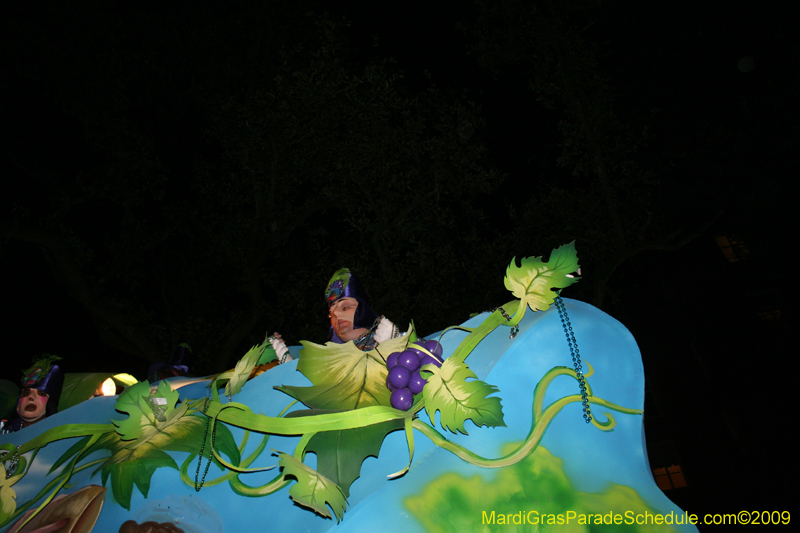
[267,268,402,362]
[324,268,401,350]
[1,355,64,433]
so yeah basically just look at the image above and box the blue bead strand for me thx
[555,295,592,423]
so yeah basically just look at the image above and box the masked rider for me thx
[268,268,402,362]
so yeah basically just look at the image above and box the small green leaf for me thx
[258,344,277,365]
[278,453,347,522]
[277,326,413,410]
[1,464,21,524]
[225,343,265,397]
[305,418,404,497]
[504,241,580,311]
[421,358,505,434]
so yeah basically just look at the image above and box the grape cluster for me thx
[385,339,444,410]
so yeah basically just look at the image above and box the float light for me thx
[101,378,117,396]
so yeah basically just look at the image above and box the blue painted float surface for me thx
[2,299,696,532]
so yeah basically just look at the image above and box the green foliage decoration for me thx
[278,453,348,522]
[112,380,181,442]
[59,373,114,411]
[20,354,62,382]
[421,358,504,434]
[100,380,240,508]
[277,329,414,410]
[0,462,22,524]
[222,343,266,399]
[303,417,405,497]
[99,444,176,510]
[0,379,241,517]
[504,241,581,312]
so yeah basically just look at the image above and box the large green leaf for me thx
[504,241,580,312]
[92,382,240,508]
[305,418,404,497]
[58,372,113,411]
[112,380,185,442]
[421,358,505,434]
[90,414,239,508]
[99,449,177,510]
[109,384,239,462]
[278,453,347,522]
[277,326,412,410]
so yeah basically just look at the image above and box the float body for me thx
[1,299,696,532]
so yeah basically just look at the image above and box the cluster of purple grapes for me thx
[386,339,444,410]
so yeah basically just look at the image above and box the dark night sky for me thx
[3,0,793,362]
[1,0,795,518]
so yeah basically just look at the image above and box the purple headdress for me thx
[20,354,64,417]
[3,354,64,431]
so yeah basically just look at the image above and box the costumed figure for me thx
[324,268,402,350]
[267,268,403,361]
[1,354,64,433]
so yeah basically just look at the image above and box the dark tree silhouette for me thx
[2,6,502,372]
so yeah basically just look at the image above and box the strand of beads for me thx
[554,295,592,423]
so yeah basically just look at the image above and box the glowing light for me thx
[101,378,117,396]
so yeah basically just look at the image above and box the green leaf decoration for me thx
[113,381,185,443]
[305,418,404,497]
[258,344,278,365]
[21,354,61,382]
[49,435,94,474]
[225,343,265,397]
[1,464,21,525]
[94,381,239,508]
[277,326,412,410]
[208,343,270,403]
[100,448,176,509]
[109,386,240,462]
[421,357,505,434]
[58,372,114,411]
[406,320,418,344]
[504,241,581,312]
[278,453,347,522]
[87,413,238,508]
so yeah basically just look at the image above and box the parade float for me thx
[1,243,697,532]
